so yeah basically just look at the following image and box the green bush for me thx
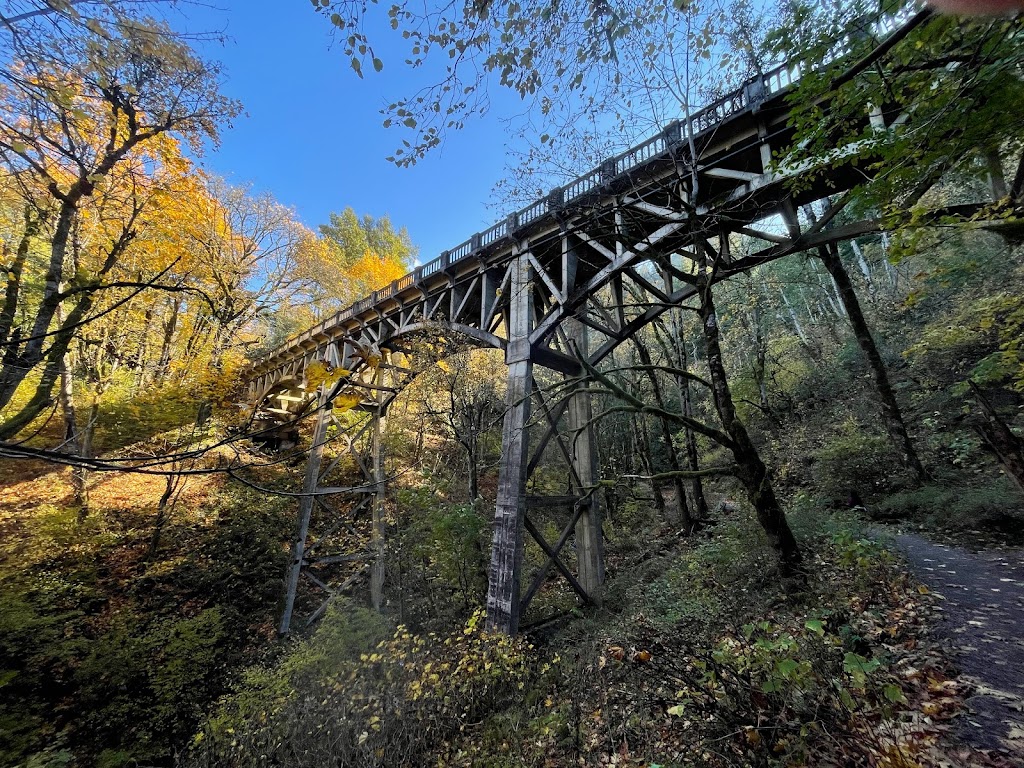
[875,477,1024,531]
[74,608,230,760]
[811,419,906,500]
[0,485,293,766]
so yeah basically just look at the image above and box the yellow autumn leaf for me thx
[305,361,329,388]
[333,392,363,412]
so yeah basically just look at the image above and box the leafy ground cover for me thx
[0,448,293,767]
[184,506,1002,768]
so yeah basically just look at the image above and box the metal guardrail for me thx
[255,7,914,369]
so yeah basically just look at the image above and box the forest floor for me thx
[889,529,1024,763]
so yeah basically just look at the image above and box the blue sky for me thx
[179,1,522,264]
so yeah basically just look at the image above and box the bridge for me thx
[248,9,925,635]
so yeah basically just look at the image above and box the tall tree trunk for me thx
[148,473,181,559]
[632,337,696,532]
[0,283,103,440]
[675,332,711,521]
[632,413,665,517]
[818,243,926,482]
[696,274,803,576]
[132,305,154,393]
[653,311,711,520]
[850,240,875,299]
[751,302,770,410]
[467,436,480,502]
[0,207,44,350]
[0,201,80,411]
[970,383,1024,494]
[780,288,812,347]
[0,209,136,437]
[57,349,90,513]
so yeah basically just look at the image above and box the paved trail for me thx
[892,531,1024,760]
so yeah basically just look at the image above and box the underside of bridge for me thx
[245,8,963,635]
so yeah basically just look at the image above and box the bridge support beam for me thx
[565,316,604,601]
[486,249,533,634]
[370,366,387,611]
[279,389,329,635]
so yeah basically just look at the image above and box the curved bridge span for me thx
[249,10,920,634]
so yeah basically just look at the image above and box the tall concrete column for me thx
[486,249,533,634]
[564,315,604,601]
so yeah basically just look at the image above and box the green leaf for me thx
[839,688,856,709]
[843,652,881,680]
[350,57,363,77]
[882,684,905,703]
[666,704,686,716]
[805,619,825,636]
[775,658,799,678]
[373,57,384,72]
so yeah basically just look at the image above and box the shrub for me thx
[811,419,906,500]
[874,478,1024,532]
[594,613,914,767]
[185,610,536,768]
[74,608,231,760]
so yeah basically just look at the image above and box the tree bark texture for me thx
[818,243,926,482]
[696,275,803,575]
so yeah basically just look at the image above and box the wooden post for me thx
[371,362,387,611]
[280,390,329,635]
[564,315,604,601]
[486,248,533,634]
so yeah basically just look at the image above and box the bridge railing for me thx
[481,219,508,247]
[254,6,915,371]
[449,239,473,261]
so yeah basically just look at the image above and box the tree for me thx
[769,2,1024,217]
[0,13,239,438]
[183,178,317,371]
[314,0,755,173]
[303,208,416,312]
[416,351,505,503]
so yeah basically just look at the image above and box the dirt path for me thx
[892,531,1024,760]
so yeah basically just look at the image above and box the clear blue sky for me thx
[179,1,521,264]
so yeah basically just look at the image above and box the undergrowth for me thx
[871,477,1024,537]
[0,479,291,767]
[186,507,958,768]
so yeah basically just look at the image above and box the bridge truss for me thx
[248,8,973,634]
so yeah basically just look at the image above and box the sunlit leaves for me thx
[773,3,1024,213]
[332,391,363,412]
[312,0,750,168]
